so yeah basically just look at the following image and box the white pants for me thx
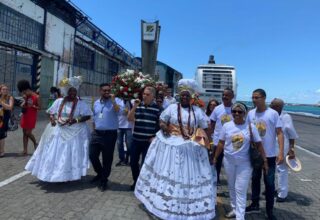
[223,157,252,220]
[277,145,289,198]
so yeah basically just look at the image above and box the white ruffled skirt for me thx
[25,123,90,182]
[135,131,217,220]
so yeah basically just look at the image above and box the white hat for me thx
[178,79,199,95]
[286,155,302,172]
[59,76,83,95]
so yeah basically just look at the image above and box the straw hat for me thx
[286,155,302,172]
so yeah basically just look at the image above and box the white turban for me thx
[59,76,83,96]
[177,79,199,95]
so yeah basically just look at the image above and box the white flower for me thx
[127,69,134,74]
[133,93,138,98]
[141,84,145,88]
[120,86,124,91]
[124,92,128,96]
[128,88,132,92]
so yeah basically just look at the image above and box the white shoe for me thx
[225,210,236,218]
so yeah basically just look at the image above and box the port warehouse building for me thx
[0,0,183,106]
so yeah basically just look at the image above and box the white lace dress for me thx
[134,104,217,220]
[25,98,92,182]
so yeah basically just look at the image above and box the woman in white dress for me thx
[25,77,92,182]
[134,79,216,220]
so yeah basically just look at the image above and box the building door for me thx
[0,45,34,96]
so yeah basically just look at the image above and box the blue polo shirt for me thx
[93,97,122,130]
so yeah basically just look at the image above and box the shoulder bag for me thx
[249,123,264,169]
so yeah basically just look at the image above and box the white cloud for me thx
[315,89,320,94]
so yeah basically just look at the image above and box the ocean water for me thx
[241,101,320,118]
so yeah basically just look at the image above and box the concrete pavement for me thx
[0,112,319,219]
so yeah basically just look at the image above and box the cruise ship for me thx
[194,55,237,103]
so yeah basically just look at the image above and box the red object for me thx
[20,94,39,129]
[190,98,205,108]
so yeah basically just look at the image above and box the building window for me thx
[0,3,43,50]
[74,43,95,70]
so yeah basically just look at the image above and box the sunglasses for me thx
[232,110,244,114]
[252,96,263,100]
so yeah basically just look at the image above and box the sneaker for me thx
[99,180,108,192]
[245,203,260,213]
[225,210,236,218]
[276,196,286,203]
[115,160,127,167]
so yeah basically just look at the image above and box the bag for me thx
[8,113,19,131]
[249,124,264,169]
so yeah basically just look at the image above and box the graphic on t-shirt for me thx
[221,114,231,125]
[255,120,267,137]
[27,98,33,107]
[231,133,244,151]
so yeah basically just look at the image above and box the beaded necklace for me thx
[177,103,196,139]
[57,97,78,123]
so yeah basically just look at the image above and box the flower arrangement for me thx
[190,94,205,108]
[111,69,155,100]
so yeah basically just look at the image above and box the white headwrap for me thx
[177,79,199,96]
[59,76,83,96]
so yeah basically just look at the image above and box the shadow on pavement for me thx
[107,180,131,192]
[286,191,312,206]
[246,207,307,220]
[0,152,32,158]
[28,176,97,193]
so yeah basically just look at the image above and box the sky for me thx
[72,0,320,104]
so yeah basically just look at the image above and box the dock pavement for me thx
[0,112,319,219]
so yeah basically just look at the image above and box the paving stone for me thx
[0,111,319,219]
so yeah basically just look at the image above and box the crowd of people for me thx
[0,77,299,220]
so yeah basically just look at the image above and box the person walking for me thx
[128,86,161,191]
[25,77,92,182]
[210,88,234,184]
[17,80,40,155]
[89,83,121,191]
[134,79,216,220]
[270,98,298,202]
[115,98,133,166]
[245,89,284,220]
[214,102,267,220]
[0,84,14,157]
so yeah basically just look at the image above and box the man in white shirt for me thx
[163,87,176,109]
[270,98,298,202]
[115,99,133,166]
[210,88,234,184]
[246,89,284,220]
